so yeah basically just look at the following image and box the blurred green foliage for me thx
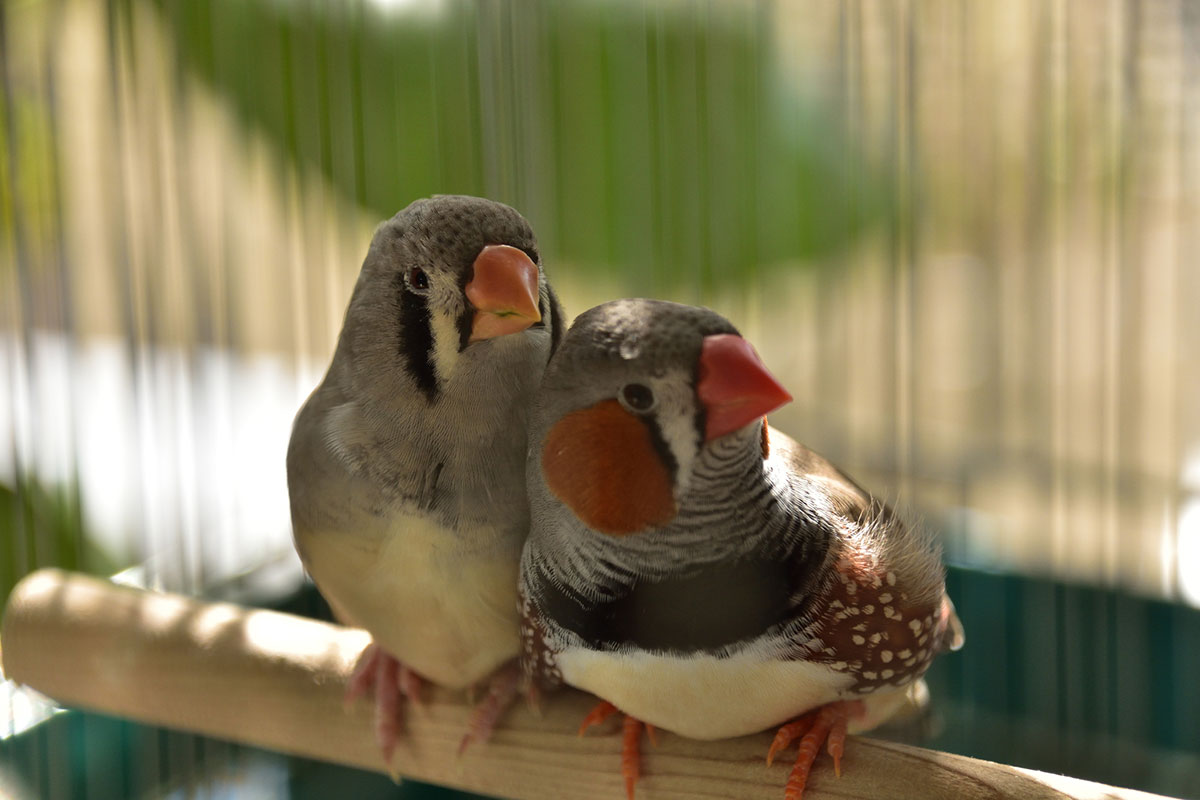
[0,87,60,263]
[148,0,888,292]
[0,479,118,617]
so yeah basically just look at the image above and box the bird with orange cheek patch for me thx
[518,299,963,800]
[288,196,564,767]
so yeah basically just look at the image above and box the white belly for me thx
[300,514,520,689]
[557,645,920,740]
[556,645,853,739]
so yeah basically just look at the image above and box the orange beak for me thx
[465,245,542,342]
[696,334,792,442]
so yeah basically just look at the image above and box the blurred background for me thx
[2,0,1198,797]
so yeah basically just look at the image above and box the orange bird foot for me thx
[344,643,424,768]
[766,700,864,800]
[458,661,522,755]
[578,701,657,800]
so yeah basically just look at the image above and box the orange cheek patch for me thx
[542,399,677,536]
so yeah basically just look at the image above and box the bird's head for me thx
[530,299,792,537]
[338,195,558,407]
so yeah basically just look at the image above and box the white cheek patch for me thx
[428,307,463,384]
[649,373,701,497]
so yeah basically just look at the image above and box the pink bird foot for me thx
[458,660,522,754]
[344,643,424,767]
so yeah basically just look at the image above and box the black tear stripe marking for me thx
[455,305,473,352]
[690,358,707,447]
[455,263,474,352]
[546,285,565,357]
[638,414,678,484]
[396,273,439,402]
[533,558,795,653]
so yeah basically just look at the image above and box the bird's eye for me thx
[620,383,655,413]
[407,267,430,292]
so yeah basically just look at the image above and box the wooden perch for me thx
[0,569,1178,800]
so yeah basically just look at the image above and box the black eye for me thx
[620,383,655,412]
[407,267,430,292]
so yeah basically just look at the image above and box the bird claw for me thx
[344,643,382,709]
[525,682,543,717]
[620,715,645,800]
[458,661,521,755]
[766,714,816,767]
[399,664,424,710]
[343,643,425,768]
[576,703,648,800]
[578,700,619,736]
[768,700,864,800]
[374,651,401,766]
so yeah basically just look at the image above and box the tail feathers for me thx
[939,595,966,653]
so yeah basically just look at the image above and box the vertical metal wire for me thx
[744,0,766,341]
[648,0,669,299]
[1177,0,1200,608]
[101,3,161,792]
[0,0,33,778]
[1101,0,1126,591]
[1047,0,1068,576]
[895,0,917,501]
[0,0,32,621]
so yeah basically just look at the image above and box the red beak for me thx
[696,334,792,442]
[465,245,542,342]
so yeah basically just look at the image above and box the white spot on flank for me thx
[878,593,893,604]
[852,635,866,645]
[898,649,912,659]
[880,651,893,663]
[869,633,882,645]
[862,671,878,680]
[908,620,922,633]
[881,669,894,680]
[862,605,875,614]
[886,572,897,586]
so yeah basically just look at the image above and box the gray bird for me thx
[288,195,564,764]
[519,299,962,800]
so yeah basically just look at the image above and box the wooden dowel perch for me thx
[0,569,1177,800]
